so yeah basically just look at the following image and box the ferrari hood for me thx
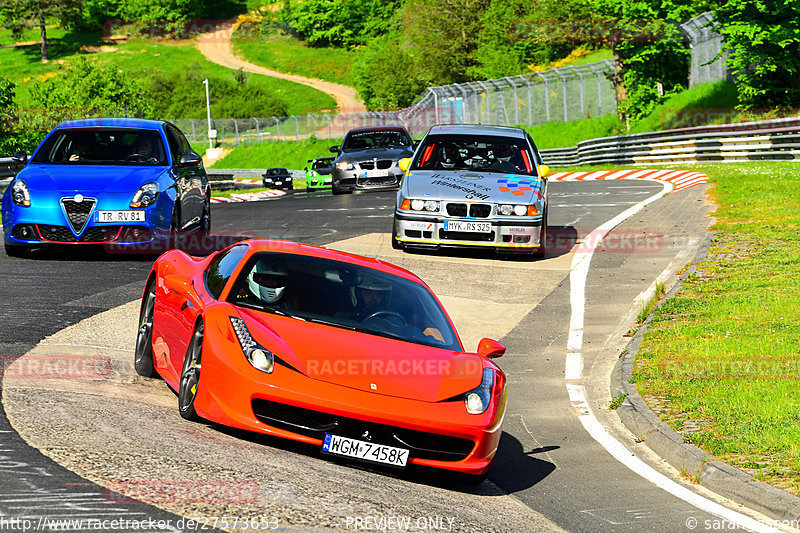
[405,170,543,203]
[18,164,168,195]
[244,310,484,403]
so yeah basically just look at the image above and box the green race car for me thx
[305,157,335,189]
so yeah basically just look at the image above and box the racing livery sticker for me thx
[497,177,543,199]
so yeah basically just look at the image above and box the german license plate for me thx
[96,210,146,223]
[322,434,409,467]
[365,169,389,178]
[444,220,491,233]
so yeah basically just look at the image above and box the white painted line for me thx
[565,178,776,532]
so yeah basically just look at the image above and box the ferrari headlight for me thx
[11,180,30,207]
[465,368,494,415]
[130,182,159,208]
[230,316,274,374]
[336,162,353,170]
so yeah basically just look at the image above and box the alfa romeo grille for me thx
[61,197,96,234]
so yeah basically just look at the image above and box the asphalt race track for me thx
[0,181,778,532]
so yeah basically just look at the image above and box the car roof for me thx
[54,118,165,130]
[427,124,528,139]
[346,126,409,135]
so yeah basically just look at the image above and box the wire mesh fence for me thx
[172,59,617,147]
[680,12,729,88]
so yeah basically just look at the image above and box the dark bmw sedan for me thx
[329,126,414,195]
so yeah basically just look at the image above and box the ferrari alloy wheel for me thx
[179,320,203,421]
[134,280,157,377]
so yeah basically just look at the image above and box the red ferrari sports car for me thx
[134,239,507,479]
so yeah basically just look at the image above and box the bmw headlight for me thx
[336,162,353,170]
[465,368,494,415]
[130,182,159,208]
[11,180,30,207]
[230,316,274,374]
[401,199,439,212]
[498,204,537,216]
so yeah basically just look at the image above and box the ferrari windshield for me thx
[412,134,536,175]
[341,130,412,152]
[228,252,460,351]
[31,128,168,166]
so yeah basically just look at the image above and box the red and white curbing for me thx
[234,178,261,184]
[211,190,286,203]
[549,169,708,193]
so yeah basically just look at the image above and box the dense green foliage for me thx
[280,0,401,47]
[1,0,82,60]
[715,0,800,111]
[0,77,48,154]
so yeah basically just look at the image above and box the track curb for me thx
[611,233,800,524]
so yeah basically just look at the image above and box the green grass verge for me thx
[232,34,354,86]
[1,35,337,115]
[633,161,800,494]
[210,136,342,170]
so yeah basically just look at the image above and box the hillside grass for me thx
[0,34,337,115]
[232,33,354,86]
[633,161,800,494]
[210,136,342,170]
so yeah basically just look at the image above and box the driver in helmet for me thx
[349,273,393,321]
[131,135,157,161]
[437,142,460,169]
[492,143,524,172]
[242,261,292,308]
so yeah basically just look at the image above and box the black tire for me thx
[134,279,157,377]
[168,206,181,250]
[200,196,212,232]
[533,206,548,259]
[331,186,344,195]
[391,223,403,250]
[178,320,203,421]
[4,244,30,258]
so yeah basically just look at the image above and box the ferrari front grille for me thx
[252,399,474,462]
[61,197,96,234]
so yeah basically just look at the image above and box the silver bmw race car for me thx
[392,125,550,257]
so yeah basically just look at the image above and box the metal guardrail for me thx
[540,116,800,166]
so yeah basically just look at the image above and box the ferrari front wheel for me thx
[134,279,157,377]
[179,320,203,421]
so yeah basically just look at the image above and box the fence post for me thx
[570,66,585,118]
[189,119,196,142]
[553,68,568,122]
[254,118,260,143]
[234,119,240,145]
[505,77,519,126]
[274,116,280,141]
[587,63,602,116]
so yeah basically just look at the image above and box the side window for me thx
[175,127,192,153]
[205,245,249,299]
[164,127,182,165]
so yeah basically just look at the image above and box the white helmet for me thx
[351,272,392,311]
[248,262,288,304]
[439,143,458,169]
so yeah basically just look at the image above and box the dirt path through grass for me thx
[197,20,365,113]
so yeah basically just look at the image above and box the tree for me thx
[0,0,82,61]
[714,0,800,111]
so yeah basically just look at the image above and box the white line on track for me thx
[566,178,776,533]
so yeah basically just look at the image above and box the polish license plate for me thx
[365,169,389,178]
[444,220,491,233]
[322,434,409,467]
[96,210,146,223]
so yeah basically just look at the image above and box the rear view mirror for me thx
[12,150,27,163]
[329,145,340,154]
[179,151,202,167]
[398,158,411,172]
[477,338,505,359]
[538,164,550,178]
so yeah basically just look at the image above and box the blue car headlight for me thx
[11,180,31,207]
[130,182,159,208]
[230,316,274,374]
[465,368,494,414]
